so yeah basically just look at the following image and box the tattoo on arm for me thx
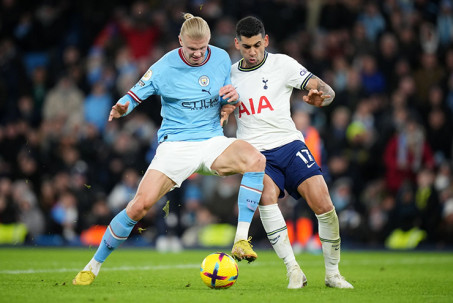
[313,75,335,106]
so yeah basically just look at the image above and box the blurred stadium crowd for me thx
[1,0,453,250]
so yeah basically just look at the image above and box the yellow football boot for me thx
[72,271,96,286]
[231,237,258,263]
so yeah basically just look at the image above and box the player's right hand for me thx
[109,101,130,121]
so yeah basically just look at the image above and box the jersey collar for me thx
[179,46,211,67]
[237,52,268,72]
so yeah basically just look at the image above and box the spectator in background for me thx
[92,1,160,67]
[42,75,84,135]
[377,33,399,93]
[292,107,328,175]
[211,17,236,50]
[12,180,45,241]
[15,147,40,193]
[419,22,439,55]
[0,178,16,225]
[330,177,360,239]
[29,65,49,121]
[361,178,395,244]
[114,1,160,61]
[426,106,453,163]
[357,2,386,43]
[413,52,446,110]
[84,82,113,134]
[331,56,349,98]
[319,0,355,32]
[17,95,40,127]
[107,168,140,214]
[344,99,377,192]
[384,117,435,194]
[349,21,375,58]
[114,46,140,95]
[334,67,365,110]
[437,0,453,49]
[414,168,441,243]
[440,196,453,245]
[386,181,424,248]
[83,193,112,228]
[51,190,78,243]
[0,39,29,118]
[324,106,351,157]
[359,54,386,95]
[397,25,421,67]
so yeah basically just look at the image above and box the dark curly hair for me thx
[235,16,265,39]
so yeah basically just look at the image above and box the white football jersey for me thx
[231,52,313,151]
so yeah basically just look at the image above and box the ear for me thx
[264,34,269,47]
[178,35,183,47]
[234,37,240,50]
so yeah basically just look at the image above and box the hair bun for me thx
[183,13,194,20]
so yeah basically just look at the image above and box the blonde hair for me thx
[180,13,211,40]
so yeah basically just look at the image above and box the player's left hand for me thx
[220,103,240,127]
[303,89,331,107]
[219,84,239,103]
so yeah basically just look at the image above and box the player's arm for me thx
[219,84,240,126]
[109,68,157,121]
[109,101,130,121]
[219,84,239,104]
[220,102,240,127]
[303,75,335,107]
[108,94,139,121]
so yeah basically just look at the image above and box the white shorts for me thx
[148,136,237,188]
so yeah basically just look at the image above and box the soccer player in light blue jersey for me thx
[73,13,265,286]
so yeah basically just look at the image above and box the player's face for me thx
[235,34,269,68]
[179,34,210,65]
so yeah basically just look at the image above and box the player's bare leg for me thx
[73,170,175,285]
[211,140,265,263]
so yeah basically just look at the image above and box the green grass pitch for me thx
[0,247,452,303]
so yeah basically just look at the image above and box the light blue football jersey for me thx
[117,45,231,143]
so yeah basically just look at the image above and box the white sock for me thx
[316,208,341,275]
[83,258,102,276]
[259,204,297,271]
[234,221,251,243]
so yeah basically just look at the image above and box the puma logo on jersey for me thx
[238,96,274,118]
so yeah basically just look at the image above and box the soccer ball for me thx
[200,252,238,289]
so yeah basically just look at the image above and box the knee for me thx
[313,195,335,215]
[260,191,277,206]
[247,151,266,172]
[317,202,334,215]
[127,193,154,221]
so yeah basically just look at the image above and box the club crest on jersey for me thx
[198,75,210,87]
[142,70,152,81]
[262,78,269,89]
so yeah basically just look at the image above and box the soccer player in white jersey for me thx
[227,16,353,289]
[72,14,265,286]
